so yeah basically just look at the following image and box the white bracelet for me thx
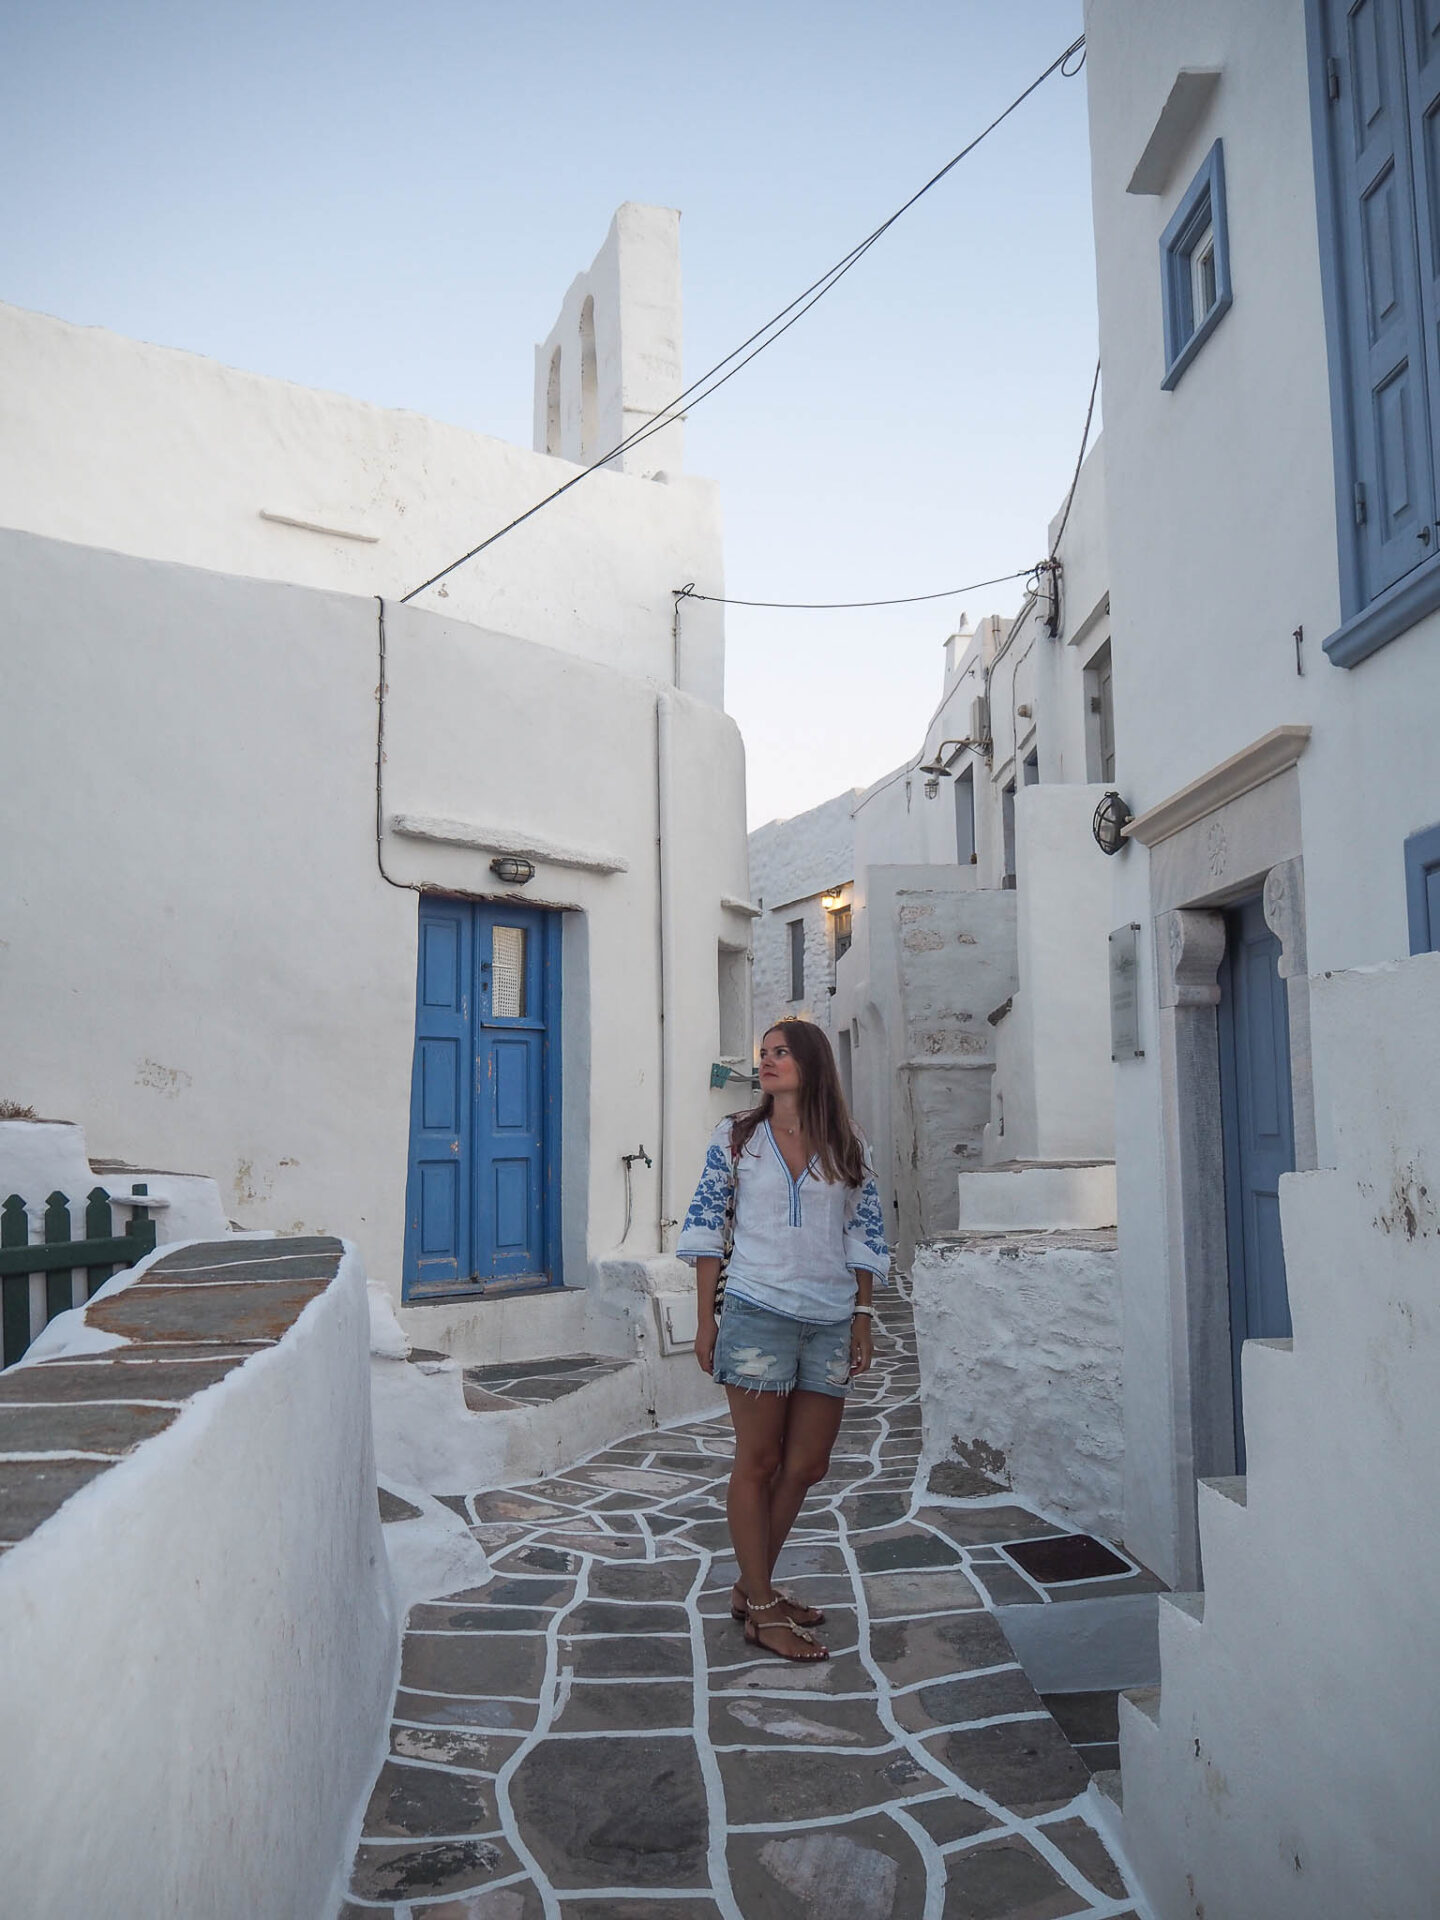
[851,1305,874,1319]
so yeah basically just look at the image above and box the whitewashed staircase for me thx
[1106,954,1440,1920]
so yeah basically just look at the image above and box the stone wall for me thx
[840,871,1017,1267]
[912,1230,1123,1535]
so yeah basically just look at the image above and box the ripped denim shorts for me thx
[712,1294,852,1399]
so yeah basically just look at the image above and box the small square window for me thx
[1160,140,1232,391]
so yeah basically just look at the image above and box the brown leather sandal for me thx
[730,1582,825,1627]
[744,1595,829,1662]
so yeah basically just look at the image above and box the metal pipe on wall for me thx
[655,692,678,1248]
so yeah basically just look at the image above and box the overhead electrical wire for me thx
[400,32,1087,604]
[674,566,1041,612]
[1047,356,1102,561]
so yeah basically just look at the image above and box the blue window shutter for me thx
[1404,821,1440,951]
[1403,0,1440,460]
[1325,0,1437,601]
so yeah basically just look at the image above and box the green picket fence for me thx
[0,1186,158,1369]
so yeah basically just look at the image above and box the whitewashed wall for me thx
[0,1245,393,1920]
[987,782,1117,1165]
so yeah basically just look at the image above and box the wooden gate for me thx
[0,1186,158,1367]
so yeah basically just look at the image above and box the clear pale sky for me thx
[1,0,1096,827]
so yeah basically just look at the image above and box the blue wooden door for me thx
[403,898,560,1299]
[1217,896,1296,1472]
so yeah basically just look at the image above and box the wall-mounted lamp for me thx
[1092,791,1133,856]
[917,738,972,786]
[490,855,536,885]
[821,889,846,911]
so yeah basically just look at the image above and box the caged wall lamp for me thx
[918,739,973,799]
[490,855,536,885]
[1091,791,1133,856]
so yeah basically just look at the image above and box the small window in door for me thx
[492,925,527,1018]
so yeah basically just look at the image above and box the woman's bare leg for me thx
[767,1388,845,1582]
[725,1387,824,1657]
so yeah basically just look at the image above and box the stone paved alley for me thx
[343,1292,1143,1919]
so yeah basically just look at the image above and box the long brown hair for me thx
[731,1019,866,1187]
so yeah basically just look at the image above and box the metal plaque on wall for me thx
[1109,922,1143,1060]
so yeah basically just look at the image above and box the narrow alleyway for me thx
[343,1294,1142,1919]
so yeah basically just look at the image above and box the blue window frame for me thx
[1160,141,1233,390]
[1308,0,1440,666]
[1404,821,1440,953]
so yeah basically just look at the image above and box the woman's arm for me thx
[849,1268,874,1376]
[694,1256,721,1374]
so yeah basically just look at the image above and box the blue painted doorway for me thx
[402,897,561,1300]
[1216,895,1296,1471]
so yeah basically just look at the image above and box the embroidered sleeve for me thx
[675,1129,735,1265]
[843,1168,891,1282]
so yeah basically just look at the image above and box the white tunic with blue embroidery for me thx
[676,1117,891,1325]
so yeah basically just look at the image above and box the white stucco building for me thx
[1079,5,1440,1913]
[0,204,750,1387]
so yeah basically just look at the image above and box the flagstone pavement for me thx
[342,1290,1143,1920]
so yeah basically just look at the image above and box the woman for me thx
[677,1019,891,1662]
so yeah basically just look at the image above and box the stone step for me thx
[1093,1766,1124,1810]
[1159,1589,1205,1625]
[1199,1474,1247,1507]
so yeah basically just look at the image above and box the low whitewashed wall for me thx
[0,1118,229,1248]
[912,1230,1123,1535]
[0,1244,395,1920]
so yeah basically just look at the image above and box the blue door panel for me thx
[419,1038,461,1132]
[418,1161,460,1257]
[403,898,559,1298]
[1218,897,1297,1473]
[421,917,462,1008]
[492,1038,533,1132]
[492,1161,532,1252]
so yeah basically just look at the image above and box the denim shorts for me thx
[713,1294,852,1399]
